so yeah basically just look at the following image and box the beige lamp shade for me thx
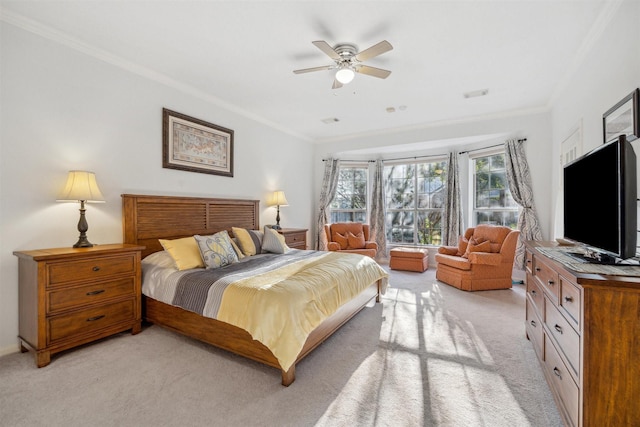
[57,170,105,203]
[268,190,289,207]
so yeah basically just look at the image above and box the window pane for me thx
[329,165,368,222]
[472,152,519,230]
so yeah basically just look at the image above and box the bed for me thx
[121,194,388,385]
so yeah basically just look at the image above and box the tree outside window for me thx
[384,160,447,246]
[329,165,368,223]
[472,153,519,228]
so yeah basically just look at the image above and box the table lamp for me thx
[268,190,288,230]
[57,170,105,248]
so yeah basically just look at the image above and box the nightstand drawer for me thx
[284,232,306,247]
[48,299,136,343]
[48,254,137,286]
[48,277,136,313]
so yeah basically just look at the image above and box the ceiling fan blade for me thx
[355,40,393,62]
[293,65,333,74]
[332,79,343,89]
[355,64,392,79]
[312,40,341,60]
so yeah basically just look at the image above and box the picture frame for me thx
[602,88,640,144]
[163,108,234,177]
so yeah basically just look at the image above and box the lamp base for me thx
[73,236,94,248]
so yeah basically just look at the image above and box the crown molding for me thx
[0,9,311,142]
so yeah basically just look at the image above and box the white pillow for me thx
[262,226,289,254]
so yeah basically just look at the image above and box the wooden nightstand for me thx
[13,243,145,367]
[277,228,308,250]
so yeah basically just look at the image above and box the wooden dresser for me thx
[14,244,145,367]
[524,241,640,427]
[278,228,308,250]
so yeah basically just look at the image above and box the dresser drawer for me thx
[48,254,137,286]
[559,275,581,330]
[283,231,306,249]
[48,277,136,313]
[525,249,534,274]
[526,272,545,317]
[48,299,136,344]
[544,334,579,427]
[526,298,544,359]
[534,257,560,302]
[545,297,580,380]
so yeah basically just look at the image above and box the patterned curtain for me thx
[369,159,388,260]
[442,151,463,246]
[315,158,341,250]
[505,139,543,269]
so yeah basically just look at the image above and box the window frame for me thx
[468,148,520,229]
[328,162,370,224]
[383,156,448,247]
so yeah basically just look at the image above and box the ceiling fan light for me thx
[335,67,355,84]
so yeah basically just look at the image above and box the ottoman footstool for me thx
[389,247,429,272]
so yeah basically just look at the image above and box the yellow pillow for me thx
[159,236,204,270]
[232,227,262,256]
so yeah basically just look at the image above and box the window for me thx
[384,160,447,246]
[471,152,519,228]
[329,165,368,223]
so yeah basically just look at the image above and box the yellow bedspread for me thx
[216,251,388,371]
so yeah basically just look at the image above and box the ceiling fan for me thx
[293,40,393,89]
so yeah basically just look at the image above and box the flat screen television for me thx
[563,135,637,264]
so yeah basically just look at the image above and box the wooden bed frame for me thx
[122,194,382,386]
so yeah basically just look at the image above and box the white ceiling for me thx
[1,1,612,144]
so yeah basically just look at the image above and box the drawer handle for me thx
[548,280,555,286]
[92,266,101,272]
[554,324,563,334]
[86,289,105,296]
[526,259,532,264]
[564,296,574,303]
[553,367,562,379]
[535,267,541,272]
[86,315,105,322]
[530,320,537,327]
[530,289,537,296]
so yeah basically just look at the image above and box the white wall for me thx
[0,23,312,353]
[549,0,640,236]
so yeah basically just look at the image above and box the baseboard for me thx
[0,343,19,357]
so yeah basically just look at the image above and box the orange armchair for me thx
[324,223,378,258]
[435,224,520,291]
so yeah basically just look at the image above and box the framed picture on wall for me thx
[162,108,234,177]
[602,88,640,144]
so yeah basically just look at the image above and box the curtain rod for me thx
[382,153,448,162]
[458,138,527,155]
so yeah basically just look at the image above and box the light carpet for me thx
[0,266,561,426]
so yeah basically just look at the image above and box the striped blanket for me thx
[142,249,388,371]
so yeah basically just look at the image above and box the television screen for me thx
[563,136,637,262]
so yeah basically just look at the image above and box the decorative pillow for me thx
[195,231,238,269]
[462,238,492,259]
[229,238,246,259]
[347,231,366,249]
[262,226,289,254]
[159,236,204,270]
[232,227,263,256]
[456,236,469,256]
[332,232,349,250]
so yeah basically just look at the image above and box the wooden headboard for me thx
[122,194,260,258]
